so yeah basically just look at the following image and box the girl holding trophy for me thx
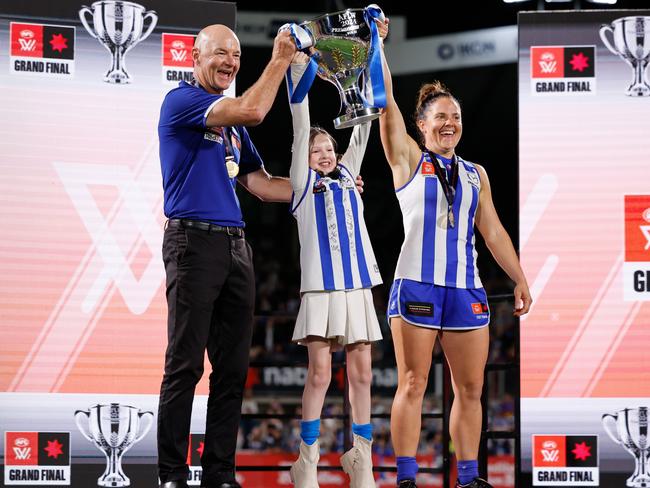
[285,51,384,488]
[376,19,532,488]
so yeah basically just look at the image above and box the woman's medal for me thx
[430,152,458,229]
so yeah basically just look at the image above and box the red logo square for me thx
[533,435,566,467]
[10,22,44,58]
[421,161,436,175]
[162,33,195,68]
[5,432,39,465]
[531,46,564,78]
[625,195,650,262]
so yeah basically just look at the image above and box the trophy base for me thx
[104,70,132,84]
[626,84,650,97]
[334,107,382,129]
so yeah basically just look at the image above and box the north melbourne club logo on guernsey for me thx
[4,432,71,485]
[10,22,75,78]
[532,435,599,486]
[530,46,596,95]
[162,33,195,84]
[623,195,650,301]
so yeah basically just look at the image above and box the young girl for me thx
[286,53,382,488]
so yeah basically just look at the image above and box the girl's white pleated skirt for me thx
[292,288,383,346]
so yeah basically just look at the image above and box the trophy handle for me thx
[139,11,158,43]
[602,413,623,445]
[74,409,94,442]
[599,24,618,56]
[134,410,154,443]
[78,6,99,39]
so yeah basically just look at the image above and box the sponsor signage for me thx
[624,195,650,300]
[9,22,75,77]
[162,33,195,84]
[530,46,595,95]
[532,435,598,486]
[4,432,71,485]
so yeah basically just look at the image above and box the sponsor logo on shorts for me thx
[405,302,434,316]
[471,302,488,314]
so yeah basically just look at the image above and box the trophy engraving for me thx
[602,406,649,487]
[75,403,154,487]
[301,8,383,129]
[600,16,650,97]
[79,1,158,83]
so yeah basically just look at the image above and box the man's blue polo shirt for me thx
[158,80,264,227]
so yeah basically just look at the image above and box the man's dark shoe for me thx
[205,483,242,488]
[398,480,417,487]
[159,481,188,488]
[455,477,494,488]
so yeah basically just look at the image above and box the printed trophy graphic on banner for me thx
[602,406,650,487]
[79,1,158,83]
[285,5,386,129]
[599,16,650,97]
[75,403,154,487]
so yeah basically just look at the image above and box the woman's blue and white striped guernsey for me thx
[292,164,382,292]
[394,152,483,289]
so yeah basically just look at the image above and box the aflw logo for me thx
[13,446,32,460]
[18,30,37,51]
[162,33,194,68]
[170,49,187,62]
[538,52,557,74]
[541,440,559,462]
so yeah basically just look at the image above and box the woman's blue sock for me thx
[396,456,418,482]
[300,418,320,445]
[352,422,373,441]
[457,459,479,485]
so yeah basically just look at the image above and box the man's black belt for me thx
[168,219,244,237]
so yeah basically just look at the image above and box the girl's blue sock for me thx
[352,422,372,441]
[300,418,320,445]
[396,456,418,482]
[457,459,479,485]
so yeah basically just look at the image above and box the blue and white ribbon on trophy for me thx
[280,4,387,109]
[361,4,386,109]
[279,22,317,103]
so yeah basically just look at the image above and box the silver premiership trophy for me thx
[600,16,650,97]
[301,9,381,129]
[75,403,154,487]
[602,406,649,487]
[79,1,158,83]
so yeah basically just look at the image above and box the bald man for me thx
[157,25,296,488]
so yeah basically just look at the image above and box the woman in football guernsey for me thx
[377,22,532,488]
[285,52,383,488]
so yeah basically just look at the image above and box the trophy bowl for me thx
[301,8,381,129]
[75,403,154,487]
[602,406,650,487]
[79,0,158,83]
[600,16,650,97]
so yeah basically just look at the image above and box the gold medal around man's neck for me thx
[226,158,239,178]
